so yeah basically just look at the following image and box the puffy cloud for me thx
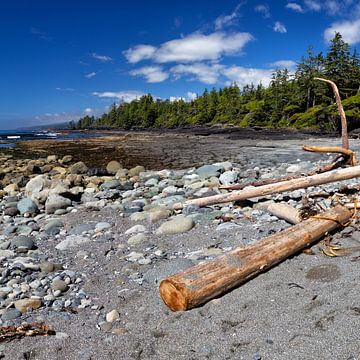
[123,45,157,63]
[85,72,97,78]
[186,91,197,101]
[215,3,242,30]
[222,66,272,88]
[171,63,224,84]
[129,66,169,83]
[273,21,287,33]
[324,18,360,44]
[84,108,93,114]
[92,91,144,103]
[285,2,304,12]
[254,4,271,18]
[124,32,253,64]
[169,96,185,102]
[91,53,113,62]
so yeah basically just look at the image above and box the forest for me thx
[72,33,360,132]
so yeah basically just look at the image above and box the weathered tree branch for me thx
[314,77,349,149]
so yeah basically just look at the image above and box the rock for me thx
[125,225,147,235]
[216,222,242,231]
[69,223,95,235]
[51,166,67,175]
[219,171,238,185]
[45,194,72,214]
[95,222,112,232]
[128,165,145,177]
[61,155,73,164]
[213,161,233,171]
[69,161,88,174]
[47,155,58,162]
[55,235,90,251]
[40,262,62,274]
[148,207,171,223]
[2,308,22,321]
[44,219,63,235]
[156,215,194,235]
[115,168,128,179]
[195,164,223,178]
[286,164,302,173]
[51,279,69,293]
[145,178,159,187]
[4,207,19,216]
[10,235,36,250]
[106,309,120,323]
[25,175,51,197]
[127,233,148,246]
[126,251,145,262]
[106,161,122,175]
[14,298,42,313]
[3,184,19,196]
[100,180,121,190]
[17,198,38,214]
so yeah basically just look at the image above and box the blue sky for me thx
[1,0,360,129]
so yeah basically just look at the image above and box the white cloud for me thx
[187,91,197,101]
[123,45,157,63]
[285,2,304,12]
[304,0,321,11]
[271,60,297,70]
[324,18,360,44]
[222,66,272,88]
[215,3,242,30]
[84,108,93,114]
[91,53,113,62]
[92,91,145,103]
[169,96,185,102]
[171,63,224,84]
[129,66,169,83]
[273,21,287,33]
[123,32,254,64]
[254,4,271,18]
[85,72,97,78]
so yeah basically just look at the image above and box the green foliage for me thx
[73,33,360,133]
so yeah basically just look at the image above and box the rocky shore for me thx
[0,134,360,359]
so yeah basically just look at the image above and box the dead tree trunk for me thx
[160,205,352,311]
[314,77,349,149]
[173,165,360,210]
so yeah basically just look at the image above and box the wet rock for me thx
[156,215,194,235]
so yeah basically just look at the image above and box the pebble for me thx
[14,298,42,313]
[106,309,120,323]
[125,225,147,235]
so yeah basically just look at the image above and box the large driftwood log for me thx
[160,205,352,311]
[173,165,360,210]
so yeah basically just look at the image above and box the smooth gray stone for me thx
[2,308,22,321]
[17,198,38,214]
[10,235,36,250]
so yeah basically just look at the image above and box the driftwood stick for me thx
[267,203,303,224]
[173,165,360,210]
[160,205,352,311]
[314,77,349,149]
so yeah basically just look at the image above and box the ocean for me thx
[0,130,108,148]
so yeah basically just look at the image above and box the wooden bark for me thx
[160,205,352,311]
[303,145,356,166]
[314,77,349,149]
[267,203,303,224]
[173,165,360,210]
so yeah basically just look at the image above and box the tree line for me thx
[72,33,360,132]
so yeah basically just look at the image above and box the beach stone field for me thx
[1,131,360,359]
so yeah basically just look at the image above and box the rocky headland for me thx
[0,132,360,359]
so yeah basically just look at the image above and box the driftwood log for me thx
[173,165,360,210]
[160,205,352,311]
